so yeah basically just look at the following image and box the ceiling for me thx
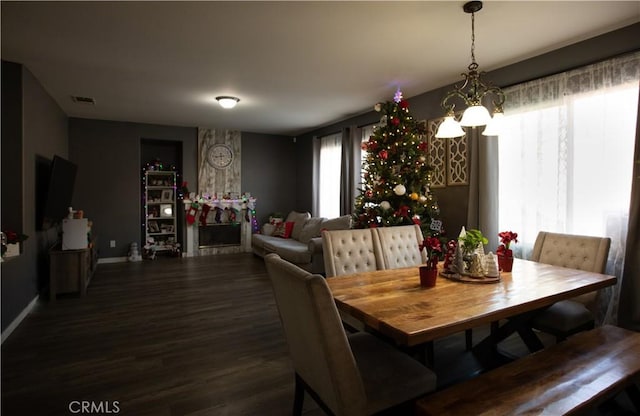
[2,1,639,136]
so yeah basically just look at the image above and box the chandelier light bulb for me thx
[435,116,465,138]
[482,111,505,136]
[460,105,492,127]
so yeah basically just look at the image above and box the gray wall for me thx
[241,132,297,225]
[1,64,68,332]
[295,22,640,239]
[68,119,197,258]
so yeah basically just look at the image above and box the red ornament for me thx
[379,149,388,160]
[395,205,410,218]
[399,100,409,109]
[418,142,428,152]
[391,117,400,126]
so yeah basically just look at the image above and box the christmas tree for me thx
[353,90,443,237]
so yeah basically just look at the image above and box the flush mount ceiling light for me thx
[435,1,505,138]
[216,96,240,109]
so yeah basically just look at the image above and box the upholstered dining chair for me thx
[264,253,437,416]
[375,224,427,269]
[529,231,611,342]
[322,228,385,331]
[322,228,384,278]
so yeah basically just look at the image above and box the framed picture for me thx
[148,221,159,233]
[161,189,173,202]
[160,204,173,217]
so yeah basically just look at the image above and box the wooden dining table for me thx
[326,258,617,350]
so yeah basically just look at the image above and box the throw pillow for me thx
[262,223,276,236]
[322,215,352,231]
[273,221,295,238]
[298,217,327,244]
[285,211,311,240]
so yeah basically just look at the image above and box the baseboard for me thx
[1,295,39,344]
[97,257,128,264]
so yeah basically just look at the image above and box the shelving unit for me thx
[144,170,178,253]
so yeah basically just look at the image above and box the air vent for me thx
[70,95,96,105]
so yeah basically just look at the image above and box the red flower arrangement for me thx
[3,231,28,245]
[497,231,518,272]
[497,231,518,255]
[419,237,442,270]
[1,230,28,257]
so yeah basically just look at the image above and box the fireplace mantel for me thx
[182,197,256,256]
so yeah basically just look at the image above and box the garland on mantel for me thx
[183,192,258,230]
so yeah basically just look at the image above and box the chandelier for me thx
[435,1,505,138]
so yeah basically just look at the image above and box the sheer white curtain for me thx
[318,132,342,218]
[498,52,640,324]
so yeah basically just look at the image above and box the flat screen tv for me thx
[40,155,77,230]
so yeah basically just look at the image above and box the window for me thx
[318,133,342,218]
[498,52,639,272]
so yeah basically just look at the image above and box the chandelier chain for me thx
[470,11,476,65]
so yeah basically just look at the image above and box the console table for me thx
[49,238,98,301]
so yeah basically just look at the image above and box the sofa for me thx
[252,211,352,274]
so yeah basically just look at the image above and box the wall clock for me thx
[206,143,234,169]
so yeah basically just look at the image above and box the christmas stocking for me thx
[186,203,199,225]
[200,204,211,226]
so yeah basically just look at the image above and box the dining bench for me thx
[416,325,640,415]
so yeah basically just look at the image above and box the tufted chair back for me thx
[375,225,427,270]
[322,229,384,278]
[264,253,368,415]
[531,231,611,307]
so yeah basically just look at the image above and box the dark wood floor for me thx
[2,253,636,416]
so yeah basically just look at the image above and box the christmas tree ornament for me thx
[394,88,404,103]
[393,184,406,196]
[380,201,391,211]
[410,192,419,201]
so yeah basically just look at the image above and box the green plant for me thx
[459,229,488,253]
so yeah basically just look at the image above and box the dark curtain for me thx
[618,90,640,331]
[340,126,361,216]
[466,128,500,250]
